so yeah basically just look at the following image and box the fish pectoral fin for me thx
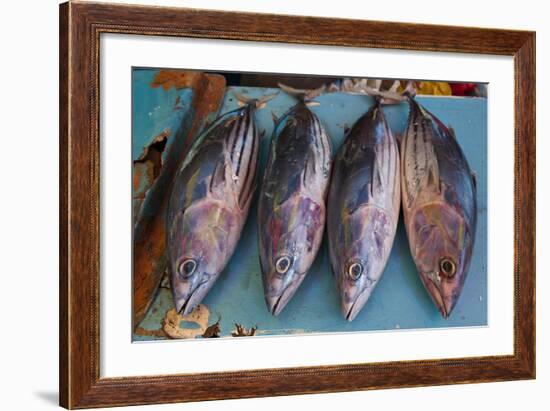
[370,160,384,197]
[426,149,441,193]
[427,165,440,193]
[301,150,319,187]
[209,162,226,194]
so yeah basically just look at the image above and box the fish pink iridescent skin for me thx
[258,101,332,315]
[401,96,477,318]
[166,103,259,315]
[327,100,401,321]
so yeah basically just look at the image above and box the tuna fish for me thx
[327,98,401,321]
[258,87,332,315]
[401,96,477,318]
[166,98,265,315]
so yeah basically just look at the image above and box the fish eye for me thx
[275,256,292,274]
[178,258,197,278]
[439,258,456,277]
[348,262,363,280]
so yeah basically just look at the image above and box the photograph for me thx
[54,1,537,408]
[2,0,545,409]
[132,68,487,341]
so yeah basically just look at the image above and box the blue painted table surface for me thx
[132,69,487,340]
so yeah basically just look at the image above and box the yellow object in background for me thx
[399,81,452,96]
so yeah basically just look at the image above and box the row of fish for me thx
[165,87,477,321]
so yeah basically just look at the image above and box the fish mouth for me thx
[176,298,194,317]
[174,282,207,316]
[424,275,451,319]
[439,304,449,319]
[266,285,296,316]
[342,288,371,322]
[344,300,359,322]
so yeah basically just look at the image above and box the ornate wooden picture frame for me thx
[59,1,535,408]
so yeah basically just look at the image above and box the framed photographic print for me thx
[59,1,535,408]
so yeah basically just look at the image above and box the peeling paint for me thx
[134,326,167,338]
[162,305,210,339]
[151,70,205,91]
[132,70,226,330]
[132,130,169,225]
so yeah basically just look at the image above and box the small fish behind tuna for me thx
[166,95,271,315]
[327,98,401,321]
[258,85,332,316]
[401,95,477,318]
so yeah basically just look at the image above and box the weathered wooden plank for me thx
[132,70,226,328]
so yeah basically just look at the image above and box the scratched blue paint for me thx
[132,68,193,162]
[132,70,487,341]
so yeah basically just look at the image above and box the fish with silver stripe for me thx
[401,95,477,318]
[258,90,332,316]
[166,101,261,316]
[327,98,401,321]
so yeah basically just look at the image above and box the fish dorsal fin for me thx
[448,126,457,140]
[271,111,279,125]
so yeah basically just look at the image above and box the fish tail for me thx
[232,91,278,110]
[401,80,418,100]
[278,82,325,104]
[361,80,417,105]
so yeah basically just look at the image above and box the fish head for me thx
[336,206,394,321]
[260,197,324,316]
[261,251,304,316]
[167,203,232,315]
[410,202,474,318]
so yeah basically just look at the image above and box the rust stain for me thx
[231,323,257,337]
[133,72,226,329]
[162,305,210,339]
[134,130,169,176]
[134,326,167,338]
[151,70,204,91]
